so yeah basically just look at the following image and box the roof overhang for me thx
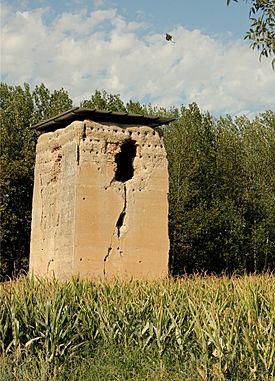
[31,107,175,132]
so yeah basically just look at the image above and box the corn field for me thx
[0,275,274,381]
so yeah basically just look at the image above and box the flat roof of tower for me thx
[31,107,175,132]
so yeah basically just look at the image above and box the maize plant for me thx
[0,274,274,380]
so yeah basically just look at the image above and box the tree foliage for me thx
[80,89,153,115]
[227,0,275,67]
[31,83,73,125]
[1,84,274,279]
[164,105,275,274]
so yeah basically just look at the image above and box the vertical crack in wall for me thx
[76,144,80,165]
[116,185,127,238]
[103,247,112,276]
[39,173,44,227]
[82,122,86,141]
[77,122,86,166]
[103,184,127,275]
[103,139,136,276]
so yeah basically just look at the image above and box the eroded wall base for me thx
[29,120,169,280]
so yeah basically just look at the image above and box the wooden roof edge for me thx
[30,107,176,131]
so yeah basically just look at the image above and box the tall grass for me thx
[0,275,274,380]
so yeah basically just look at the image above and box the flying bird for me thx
[166,33,175,43]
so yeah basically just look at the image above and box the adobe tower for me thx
[29,108,173,280]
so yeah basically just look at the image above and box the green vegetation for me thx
[227,0,275,67]
[0,275,274,380]
[165,105,275,275]
[1,83,274,279]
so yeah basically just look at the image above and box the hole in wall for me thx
[115,140,136,182]
[116,212,125,237]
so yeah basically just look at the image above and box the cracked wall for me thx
[29,119,169,280]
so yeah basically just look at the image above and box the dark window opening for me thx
[115,140,136,182]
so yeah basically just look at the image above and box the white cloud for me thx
[1,3,274,116]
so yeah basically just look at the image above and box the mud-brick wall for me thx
[29,119,169,280]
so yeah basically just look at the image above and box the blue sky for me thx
[1,0,274,115]
[5,0,251,37]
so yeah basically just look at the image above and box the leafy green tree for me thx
[81,90,126,112]
[227,0,275,67]
[164,104,226,273]
[31,84,73,125]
[125,100,146,114]
[164,104,275,274]
[238,112,275,271]
[80,89,173,116]
[0,83,36,279]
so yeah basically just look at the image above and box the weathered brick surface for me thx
[29,120,169,280]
